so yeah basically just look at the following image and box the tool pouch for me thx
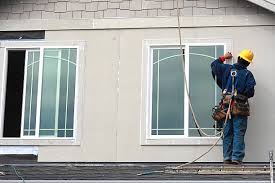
[212,94,232,130]
[212,104,226,122]
[212,104,226,131]
[232,94,250,116]
[212,93,231,122]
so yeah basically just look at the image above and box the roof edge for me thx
[247,0,275,13]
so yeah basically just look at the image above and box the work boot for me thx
[232,160,242,165]
[223,160,232,164]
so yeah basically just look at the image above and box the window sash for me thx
[19,47,78,139]
[21,49,40,137]
[39,48,77,138]
[151,47,185,136]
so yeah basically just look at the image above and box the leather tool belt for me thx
[212,94,250,123]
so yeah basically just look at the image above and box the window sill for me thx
[141,137,222,146]
[0,138,80,146]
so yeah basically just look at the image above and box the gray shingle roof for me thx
[247,0,275,12]
[0,156,272,181]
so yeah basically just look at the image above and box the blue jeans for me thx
[223,115,248,161]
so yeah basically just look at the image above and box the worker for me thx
[211,50,256,165]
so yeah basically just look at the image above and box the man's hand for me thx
[224,52,233,59]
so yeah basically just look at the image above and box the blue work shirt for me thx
[211,58,256,98]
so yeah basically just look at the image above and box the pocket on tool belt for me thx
[232,102,250,116]
[212,105,226,122]
[212,94,231,122]
[231,94,250,116]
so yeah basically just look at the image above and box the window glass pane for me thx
[61,49,69,60]
[189,128,216,136]
[30,62,39,130]
[69,48,77,63]
[57,130,65,137]
[23,50,40,136]
[66,62,76,130]
[152,48,184,135]
[58,53,68,130]
[66,130,73,137]
[27,52,33,65]
[39,130,55,136]
[189,45,224,137]
[34,51,40,62]
[40,49,59,136]
[159,49,180,61]
[153,49,158,64]
[158,130,184,135]
[216,45,224,57]
[40,48,77,137]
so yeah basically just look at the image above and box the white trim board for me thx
[0,15,275,31]
[0,146,38,155]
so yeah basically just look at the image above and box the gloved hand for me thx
[219,52,232,62]
[224,52,233,59]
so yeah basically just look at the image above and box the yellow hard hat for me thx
[239,49,254,63]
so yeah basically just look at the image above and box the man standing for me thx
[211,50,256,165]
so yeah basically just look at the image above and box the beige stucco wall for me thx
[34,20,275,162]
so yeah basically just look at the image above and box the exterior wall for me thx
[36,24,275,162]
[0,0,272,20]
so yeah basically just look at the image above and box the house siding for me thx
[0,0,272,20]
[34,25,275,162]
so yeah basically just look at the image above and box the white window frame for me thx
[140,38,233,146]
[0,41,86,145]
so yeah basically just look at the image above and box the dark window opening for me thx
[0,31,45,40]
[3,50,26,137]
